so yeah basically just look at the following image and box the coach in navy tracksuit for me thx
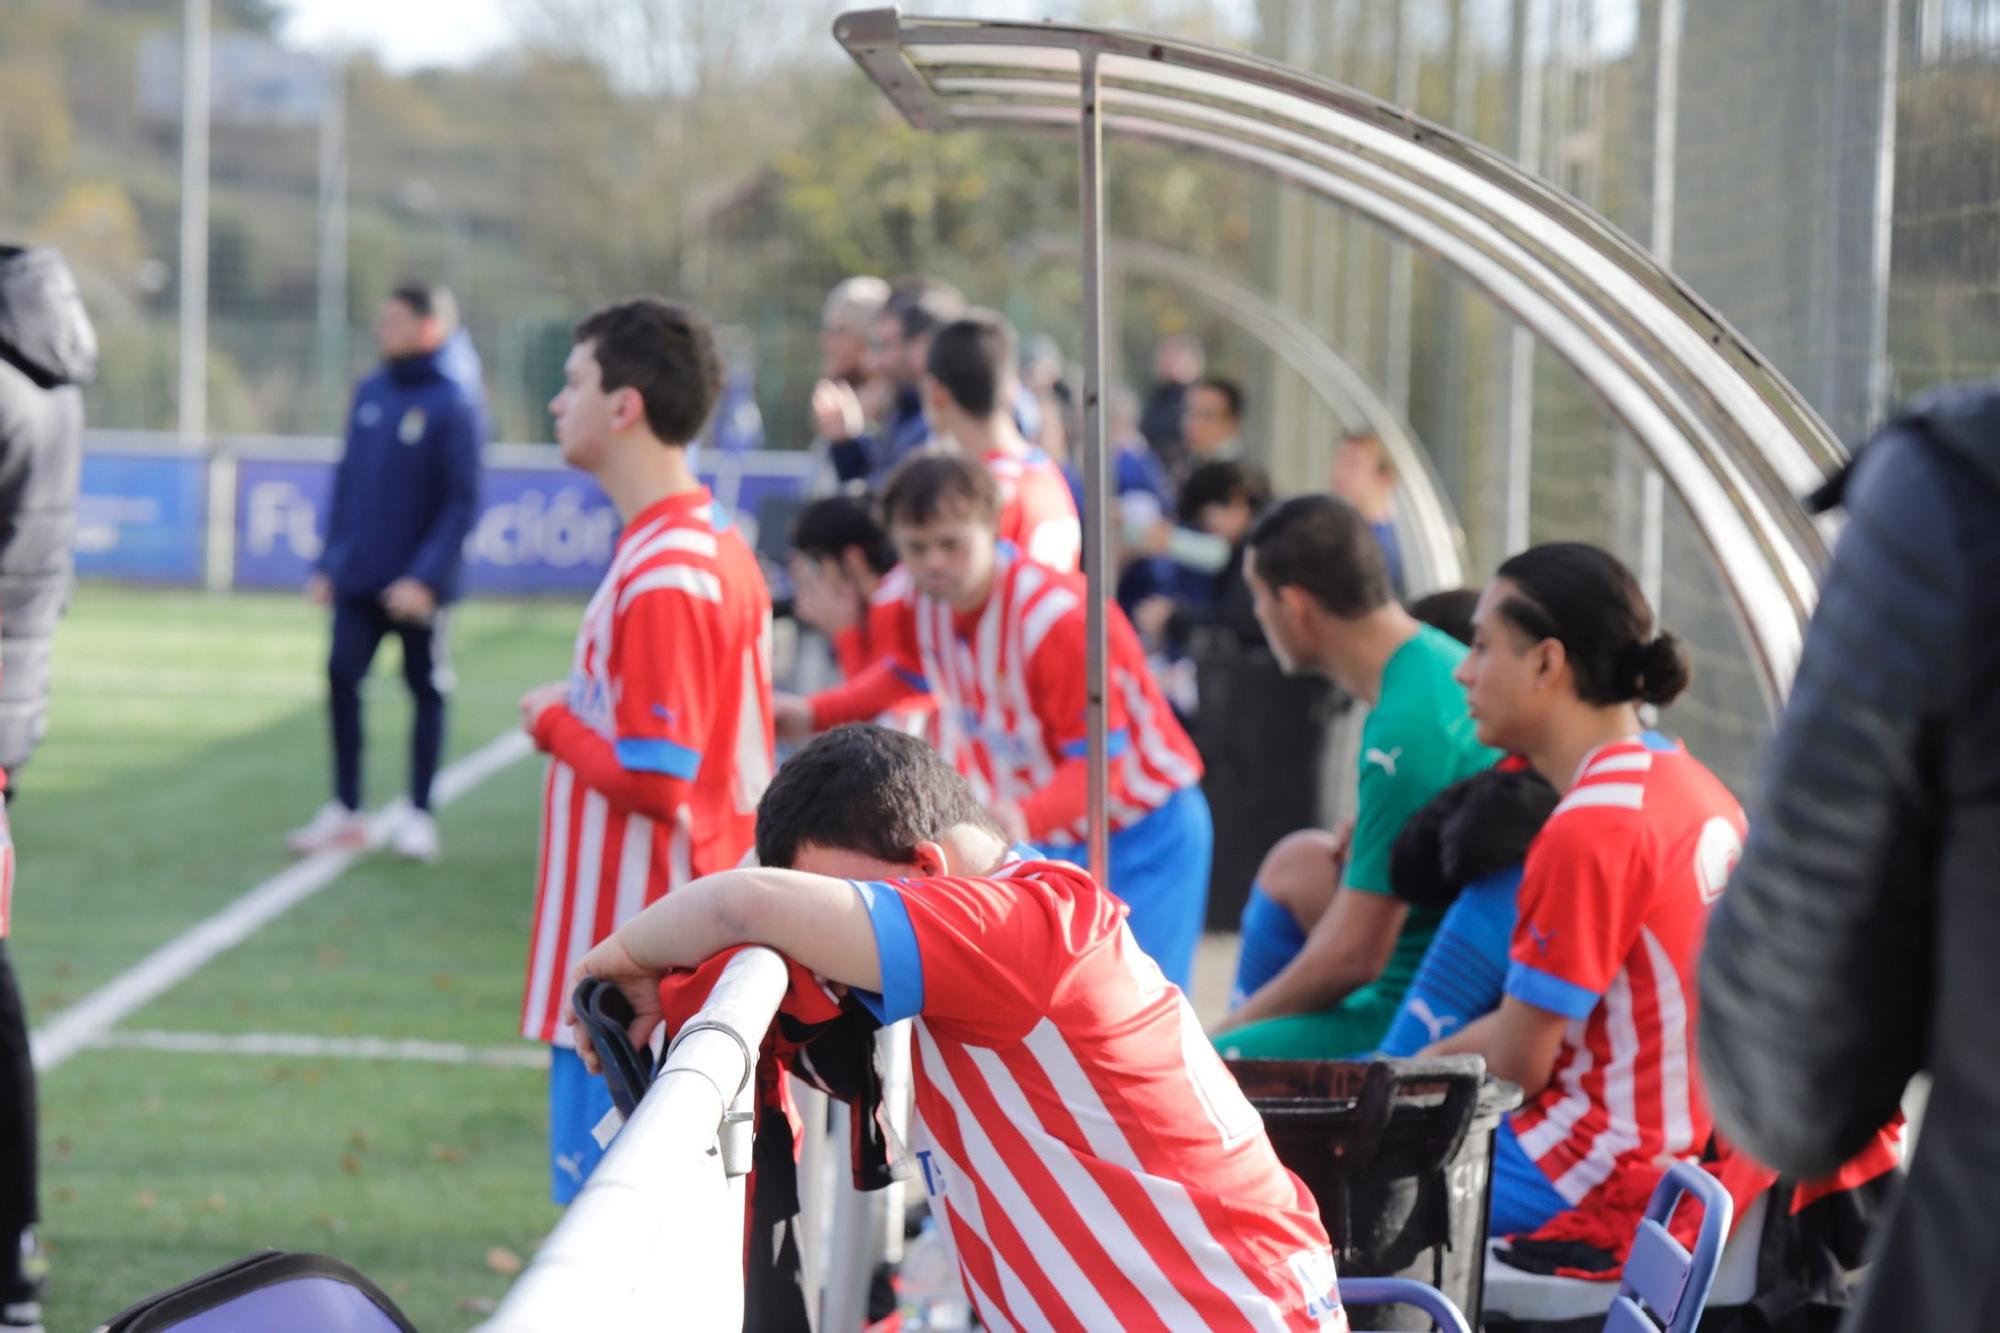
[291,283,483,863]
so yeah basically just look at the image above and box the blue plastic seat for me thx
[1604,1160,1735,1333]
[1339,1276,1473,1333]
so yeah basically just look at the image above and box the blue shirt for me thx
[1376,867,1520,1057]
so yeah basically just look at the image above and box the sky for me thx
[276,0,517,71]
[274,0,1261,72]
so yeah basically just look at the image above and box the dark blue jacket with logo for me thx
[319,336,485,603]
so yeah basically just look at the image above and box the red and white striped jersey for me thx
[521,488,774,1044]
[853,858,1345,1331]
[878,547,1203,843]
[986,448,1081,573]
[1505,733,1745,1209]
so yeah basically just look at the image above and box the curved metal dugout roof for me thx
[835,6,1841,712]
[1027,233,1466,593]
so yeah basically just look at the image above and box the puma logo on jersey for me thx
[1364,746,1403,777]
[1528,923,1557,956]
[554,1153,585,1184]
[1408,996,1457,1044]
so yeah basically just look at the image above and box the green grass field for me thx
[14,587,586,1331]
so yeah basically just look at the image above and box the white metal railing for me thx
[479,947,789,1332]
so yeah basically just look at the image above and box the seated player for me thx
[1426,543,1743,1239]
[775,453,1213,989]
[923,311,1081,572]
[1217,503,1497,1057]
[1372,763,1556,1057]
[566,724,1345,1330]
[785,496,933,735]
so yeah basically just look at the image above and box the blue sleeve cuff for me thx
[1060,727,1130,760]
[891,665,931,692]
[1505,961,1601,1020]
[848,880,925,1023]
[614,736,701,780]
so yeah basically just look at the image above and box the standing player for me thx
[517,297,774,1203]
[923,311,1081,572]
[568,724,1345,1331]
[775,453,1212,989]
[1427,543,1741,1239]
[290,282,484,863]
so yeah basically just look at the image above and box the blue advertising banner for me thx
[229,451,812,594]
[76,451,209,584]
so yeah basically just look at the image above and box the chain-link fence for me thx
[1243,0,1990,794]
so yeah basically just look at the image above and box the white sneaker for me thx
[392,809,441,863]
[287,802,369,855]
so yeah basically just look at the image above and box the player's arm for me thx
[564,867,884,1064]
[1424,1000,1567,1096]
[1013,610,1134,839]
[1221,888,1405,1029]
[533,575,717,824]
[1222,743,1426,1027]
[795,594,928,732]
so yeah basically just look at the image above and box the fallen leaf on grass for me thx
[428,1144,465,1165]
[485,1247,522,1276]
[311,1212,347,1234]
[52,1188,75,1205]
[457,1297,498,1315]
[134,1189,158,1210]
[339,1154,363,1176]
[348,1130,372,1152]
[198,1193,227,1213]
[317,944,346,967]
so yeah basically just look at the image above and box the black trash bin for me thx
[1191,639,1345,931]
[1227,1055,1524,1330]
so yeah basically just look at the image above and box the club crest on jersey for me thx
[398,407,427,445]
[357,401,382,427]
[1693,816,1742,904]
[567,673,611,730]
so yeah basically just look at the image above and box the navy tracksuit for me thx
[318,337,484,812]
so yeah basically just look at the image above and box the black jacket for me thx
[1699,380,2000,1333]
[0,248,94,781]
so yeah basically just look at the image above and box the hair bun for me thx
[1622,633,1692,707]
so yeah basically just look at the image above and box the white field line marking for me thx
[93,1028,549,1070]
[30,728,534,1073]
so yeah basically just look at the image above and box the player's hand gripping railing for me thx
[478,947,790,1332]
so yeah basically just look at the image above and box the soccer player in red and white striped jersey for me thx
[923,311,1080,572]
[778,452,1213,988]
[519,297,774,1202]
[1430,542,1743,1239]
[568,725,1346,1331]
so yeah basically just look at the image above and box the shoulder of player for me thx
[872,564,916,606]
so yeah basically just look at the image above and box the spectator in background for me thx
[1216,496,1497,1057]
[816,278,964,487]
[807,277,889,489]
[1133,458,1271,656]
[1180,376,1246,481]
[922,311,1081,571]
[1699,382,2000,1332]
[0,243,95,1333]
[1406,587,1479,647]
[290,283,484,864]
[1138,332,1203,477]
[1330,430,1405,595]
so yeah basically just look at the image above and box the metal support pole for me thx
[316,56,349,433]
[1383,0,1420,416]
[178,0,209,453]
[1501,0,1546,556]
[1078,48,1111,888]
[1637,0,1684,614]
[1864,0,1901,429]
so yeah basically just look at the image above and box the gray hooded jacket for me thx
[0,247,95,781]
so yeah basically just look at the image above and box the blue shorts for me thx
[1037,784,1213,990]
[548,1045,616,1205]
[1490,1117,1572,1238]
